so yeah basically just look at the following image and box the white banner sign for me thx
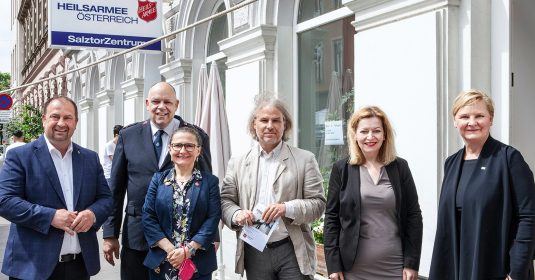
[48,0,163,51]
[0,110,11,124]
[324,120,344,145]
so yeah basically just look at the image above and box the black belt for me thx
[265,237,290,249]
[59,253,81,263]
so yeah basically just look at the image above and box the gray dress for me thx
[344,166,403,280]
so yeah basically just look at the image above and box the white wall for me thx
[225,61,259,157]
[354,11,438,276]
[511,0,535,170]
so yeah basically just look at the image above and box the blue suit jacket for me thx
[142,169,221,276]
[0,136,113,280]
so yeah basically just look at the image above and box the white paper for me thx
[239,204,279,252]
[324,120,344,145]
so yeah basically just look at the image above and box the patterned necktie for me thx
[153,130,164,161]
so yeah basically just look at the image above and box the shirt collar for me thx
[44,136,73,157]
[257,141,284,159]
[150,118,179,137]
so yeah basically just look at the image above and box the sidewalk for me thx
[0,218,326,280]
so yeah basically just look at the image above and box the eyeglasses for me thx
[169,143,199,152]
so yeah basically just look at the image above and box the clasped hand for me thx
[51,209,95,235]
[167,248,187,269]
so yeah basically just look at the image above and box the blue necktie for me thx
[153,130,164,161]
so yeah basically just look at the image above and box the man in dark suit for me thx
[0,96,113,280]
[102,82,212,280]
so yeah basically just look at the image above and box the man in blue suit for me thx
[0,96,113,280]
[102,82,212,280]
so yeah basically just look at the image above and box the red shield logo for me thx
[138,0,157,22]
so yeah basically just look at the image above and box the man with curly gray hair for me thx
[221,95,326,279]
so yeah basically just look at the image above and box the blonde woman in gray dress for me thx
[323,106,423,280]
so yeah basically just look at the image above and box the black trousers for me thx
[121,247,150,280]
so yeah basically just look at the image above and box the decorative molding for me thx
[159,58,192,85]
[96,89,115,107]
[219,25,277,69]
[121,78,145,100]
[342,0,390,13]
[78,98,94,112]
[344,0,459,32]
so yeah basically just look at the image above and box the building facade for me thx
[12,0,535,277]
[11,0,69,117]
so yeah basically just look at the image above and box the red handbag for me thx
[178,247,196,280]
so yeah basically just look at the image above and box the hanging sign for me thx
[48,0,162,51]
[324,120,344,145]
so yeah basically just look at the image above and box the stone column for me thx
[121,78,145,126]
[78,98,95,149]
[219,24,276,155]
[159,59,192,119]
[96,89,115,152]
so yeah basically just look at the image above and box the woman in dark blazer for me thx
[142,127,221,280]
[324,106,423,280]
[429,90,535,280]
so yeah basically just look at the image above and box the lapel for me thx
[71,144,83,209]
[140,121,160,169]
[385,160,401,212]
[33,137,66,207]
[273,143,289,201]
[159,116,184,170]
[161,173,174,236]
[188,177,202,227]
[346,163,361,210]
[245,147,260,208]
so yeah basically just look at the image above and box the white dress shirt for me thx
[255,141,295,242]
[150,118,180,168]
[44,136,81,255]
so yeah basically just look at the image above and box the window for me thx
[298,13,355,175]
[298,0,343,23]
[207,4,228,57]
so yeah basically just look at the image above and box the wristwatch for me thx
[186,243,196,256]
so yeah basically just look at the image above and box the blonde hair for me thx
[347,106,396,165]
[452,89,495,118]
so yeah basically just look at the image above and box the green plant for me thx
[5,104,43,142]
[312,216,324,244]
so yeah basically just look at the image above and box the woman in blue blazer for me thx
[430,90,535,280]
[142,127,221,280]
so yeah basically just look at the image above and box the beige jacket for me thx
[221,142,326,276]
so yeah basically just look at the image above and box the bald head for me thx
[145,82,180,128]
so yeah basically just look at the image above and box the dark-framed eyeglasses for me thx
[169,143,199,152]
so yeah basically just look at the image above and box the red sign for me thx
[138,0,157,22]
[0,94,12,110]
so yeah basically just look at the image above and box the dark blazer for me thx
[429,136,535,280]
[0,136,113,280]
[323,157,423,274]
[142,169,221,276]
[102,116,212,251]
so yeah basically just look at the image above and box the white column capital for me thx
[343,0,459,32]
[219,24,277,69]
[96,89,115,107]
[121,78,145,101]
[159,58,192,85]
[78,98,94,112]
